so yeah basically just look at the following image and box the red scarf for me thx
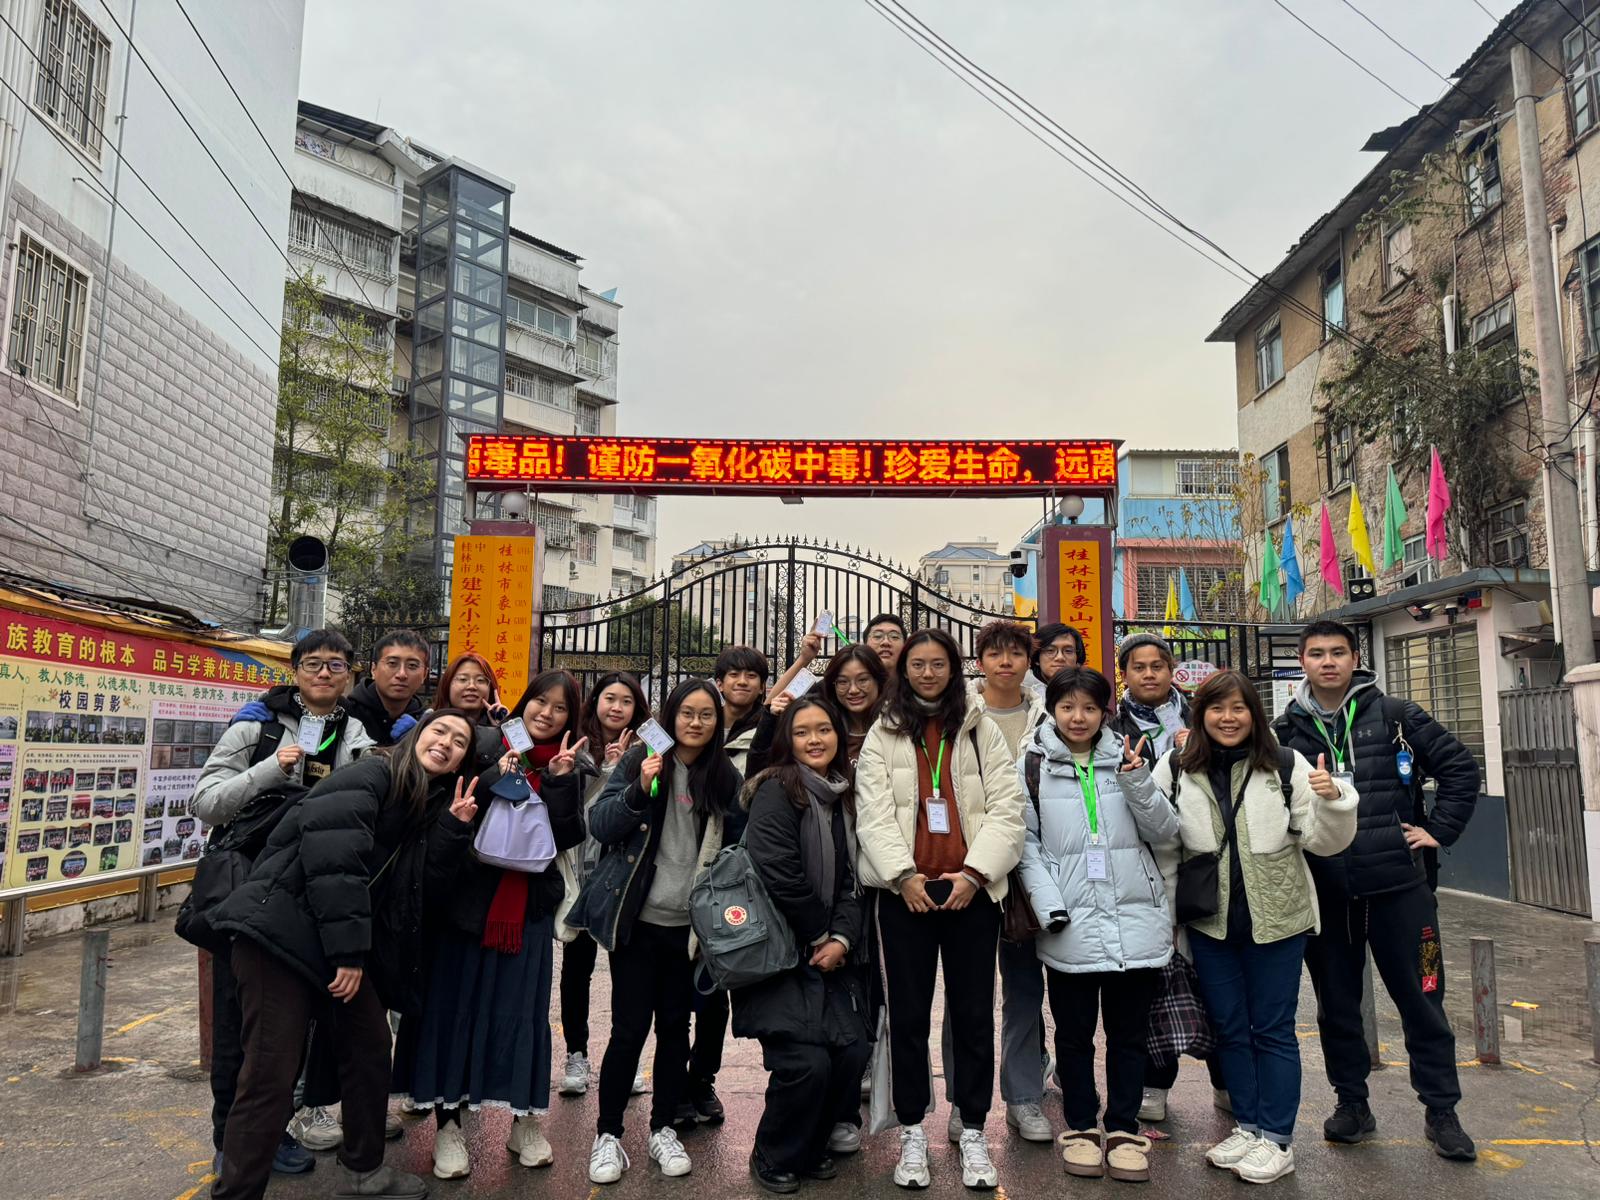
[482,739,562,955]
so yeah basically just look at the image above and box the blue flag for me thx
[1178,567,1199,622]
[1280,518,1305,608]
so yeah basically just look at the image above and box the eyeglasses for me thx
[299,659,350,676]
[379,656,426,672]
[833,677,873,694]
[1041,646,1076,660]
[679,711,717,726]
[866,631,904,644]
[454,674,492,689]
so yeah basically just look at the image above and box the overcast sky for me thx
[302,0,1512,572]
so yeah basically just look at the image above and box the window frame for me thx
[1320,255,1346,338]
[32,0,112,163]
[1254,313,1284,393]
[1468,295,1520,403]
[1401,533,1436,586]
[1383,221,1415,292]
[1262,443,1291,525]
[1485,497,1530,567]
[1463,132,1503,222]
[2,225,95,408]
[1565,18,1600,140]
[1176,457,1241,498]
[1325,422,1355,489]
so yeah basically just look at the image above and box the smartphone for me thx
[924,878,954,907]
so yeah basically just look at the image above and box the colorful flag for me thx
[1426,445,1452,560]
[1162,573,1180,638]
[1259,527,1282,614]
[1178,567,1199,623]
[1347,483,1376,575]
[1280,517,1305,609]
[1382,465,1408,570]
[1319,501,1345,596]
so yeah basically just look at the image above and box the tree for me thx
[268,270,435,624]
[606,594,720,659]
[336,560,446,660]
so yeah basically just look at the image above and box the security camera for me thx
[1009,549,1027,580]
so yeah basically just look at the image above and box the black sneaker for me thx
[673,1101,699,1131]
[803,1155,838,1180]
[1425,1107,1477,1161]
[750,1150,800,1195]
[1323,1101,1377,1143]
[693,1084,726,1124]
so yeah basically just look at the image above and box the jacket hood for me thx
[348,676,425,718]
[1292,669,1379,719]
[261,684,302,718]
[1031,720,1123,769]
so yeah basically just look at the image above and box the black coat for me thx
[345,678,426,747]
[210,756,433,989]
[368,797,475,1014]
[730,777,870,1049]
[1274,677,1480,899]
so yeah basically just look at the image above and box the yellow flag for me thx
[1347,483,1377,575]
[1162,573,1180,638]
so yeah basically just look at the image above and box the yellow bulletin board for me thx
[447,533,540,703]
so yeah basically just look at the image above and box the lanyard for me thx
[315,728,337,754]
[1311,700,1357,773]
[1072,756,1100,840]
[918,736,948,797]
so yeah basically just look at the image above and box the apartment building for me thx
[0,0,305,625]
[917,539,1015,613]
[286,100,655,615]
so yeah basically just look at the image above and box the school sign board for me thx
[1040,526,1116,678]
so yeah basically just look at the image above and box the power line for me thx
[1272,0,1426,110]
[1339,0,1450,81]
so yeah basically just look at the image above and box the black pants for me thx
[1144,1050,1229,1091]
[209,947,245,1151]
[875,888,1000,1128]
[598,921,694,1136]
[689,985,729,1093]
[561,933,599,1055]
[1047,967,1160,1135]
[214,939,392,1200]
[756,1036,873,1172]
[1305,881,1461,1110]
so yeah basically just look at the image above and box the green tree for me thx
[606,595,720,659]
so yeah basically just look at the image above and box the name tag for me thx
[501,718,533,754]
[926,796,950,834]
[1085,847,1108,881]
[1334,770,1355,788]
[296,716,325,755]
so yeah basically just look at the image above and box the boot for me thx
[332,1162,430,1198]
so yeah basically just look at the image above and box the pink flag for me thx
[1426,445,1452,560]
[1319,501,1344,595]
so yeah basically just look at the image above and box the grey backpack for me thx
[689,841,798,993]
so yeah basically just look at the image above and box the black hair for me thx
[1297,619,1359,655]
[508,670,583,745]
[371,629,430,664]
[713,645,770,684]
[975,619,1034,661]
[389,707,476,822]
[749,695,855,815]
[881,628,968,735]
[291,628,354,668]
[820,645,889,727]
[864,612,907,637]
[580,671,649,754]
[1030,622,1087,680]
[656,677,741,820]
[1044,666,1114,718]
[1178,670,1279,776]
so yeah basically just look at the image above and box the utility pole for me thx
[1511,43,1595,670]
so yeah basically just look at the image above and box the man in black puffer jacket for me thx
[1274,620,1480,1163]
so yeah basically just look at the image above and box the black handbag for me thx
[174,787,304,952]
[1173,774,1248,926]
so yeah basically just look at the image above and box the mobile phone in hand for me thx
[924,878,954,907]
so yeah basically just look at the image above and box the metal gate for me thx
[1500,685,1591,916]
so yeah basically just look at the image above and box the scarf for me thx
[798,766,853,907]
[1121,687,1184,731]
[482,739,562,955]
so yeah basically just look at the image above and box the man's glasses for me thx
[866,631,904,644]
[299,659,350,676]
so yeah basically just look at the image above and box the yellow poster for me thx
[1056,537,1107,674]
[448,534,539,703]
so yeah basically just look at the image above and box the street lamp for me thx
[1058,494,1085,524]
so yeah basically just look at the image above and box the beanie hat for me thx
[1116,632,1175,672]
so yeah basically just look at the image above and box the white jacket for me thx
[855,703,1027,902]
[193,709,375,827]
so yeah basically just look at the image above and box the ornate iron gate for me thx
[1500,685,1591,916]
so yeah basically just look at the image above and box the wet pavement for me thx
[0,890,1596,1200]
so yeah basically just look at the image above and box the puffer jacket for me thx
[1016,724,1179,974]
[209,756,423,988]
[855,703,1027,902]
[1152,750,1358,944]
[1274,672,1479,899]
[563,743,738,954]
[731,776,871,1048]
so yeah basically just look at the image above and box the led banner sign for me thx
[465,435,1118,497]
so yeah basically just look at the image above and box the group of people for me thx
[191,610,1481,1198]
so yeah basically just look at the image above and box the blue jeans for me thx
[1189,930,1307,1143]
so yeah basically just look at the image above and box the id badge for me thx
[1334,770,1355,788]
[1085,846,1109,881]
[296,716,325,755]
[926,796,951,834]
[501,718,533,754]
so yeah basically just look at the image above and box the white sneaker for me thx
[895,1124,931,1188]
[1138,1086,1168,1122]
[947,1107,965,1143]
[507,1113,553,1167]
[589,1133,629,1185]
[290,1105,343,1151]
[828,1121,862,1154]
[1234,1138,1295,1184]
[648,1127,692,1177]
[632,1066,650,1095]
[560,1051,590,1096]
[1006,1102,1052,1142]
[958,1128,998,1190]
[1206,1127,1260,1170]
[432,1122,470,1180]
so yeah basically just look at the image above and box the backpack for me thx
[688,839,798,993]
[175,721,307,953]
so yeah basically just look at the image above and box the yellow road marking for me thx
[1478,1148,1525,1169]
[1491,1139,1598,1147]
[115,1006,178,1035]
[171,1175,215,1200]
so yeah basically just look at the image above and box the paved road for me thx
[0,890,1596,1199]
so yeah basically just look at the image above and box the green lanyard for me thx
[1072,756,1100,840]
[1311,700,1357,773]
[918,736,948,797]
[315,729,337,754]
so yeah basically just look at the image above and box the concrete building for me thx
[917,539,1014,613]
[670,539,774,649]
[286,101,655,615]
[1207,0,1600,910]
[0,0,306,625]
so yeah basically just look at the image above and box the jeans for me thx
[1189,930,1307,1144]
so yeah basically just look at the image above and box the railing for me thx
[288,205,397,284]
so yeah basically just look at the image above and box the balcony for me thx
[538,506,575,549]
[289,204,397,285]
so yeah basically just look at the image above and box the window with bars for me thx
[505,365,571,412]
[1384,624,1487,776]
[6,232,90,404]
[287,204,396,281]
[576,524,598,564]
[505,294,573,341]
[536,503,574,548]
[1133,564,1247,620]
[285,297,390,356]
[1176,457,1240,497]
[1325,423,1355,488]
[577,332,612,377]
[294,372,390,431]
[576,399,601,434]
[34,0,110,159]
[1485,497,1529,567]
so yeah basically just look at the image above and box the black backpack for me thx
[174,722,307,953]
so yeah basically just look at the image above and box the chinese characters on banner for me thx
[448,535,538,704]
[1041,527,1114,677]
[0,607,289,895]
[465,436,1119,497]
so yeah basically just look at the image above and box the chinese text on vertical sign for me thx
[448,536,538,704]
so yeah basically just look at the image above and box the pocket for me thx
[1253,844,1303,896]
